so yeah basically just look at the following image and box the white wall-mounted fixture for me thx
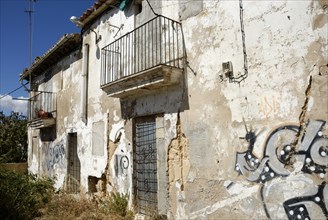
[106,22,124,38]
[70,16,83,27]
[70,16,101,44]
[106,22,122,30]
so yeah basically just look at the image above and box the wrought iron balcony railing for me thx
[101,15,185,86]
[29,91,56,123]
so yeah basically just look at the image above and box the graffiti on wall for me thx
[282,182,327,220]
[235,120,327,219]
[43,140,66,173]
[114,148,130,177]
[259,95,280,118]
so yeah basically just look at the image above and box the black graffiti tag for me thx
[235,120,327,220]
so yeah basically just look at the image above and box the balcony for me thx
[101,15,186,98]
[28,92,56,129]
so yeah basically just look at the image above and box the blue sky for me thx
[0,0,95,115]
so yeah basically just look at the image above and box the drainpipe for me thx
[81,44,89,124]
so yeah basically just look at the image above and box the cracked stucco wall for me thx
[167,113,190,219]
[166,0,327,219]
[28,49,84,189]
[155,1,328,219]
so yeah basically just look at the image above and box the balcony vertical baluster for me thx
[155,18,158,66]
[102,49,106,84]
[144,23,146,71]
[176,22,179,68]
[164,18,166,65]
[159,17,162,65]
[172,21,175,67]
[169,18,171,66]
[127,32,129,77]
[137,27,140,73]
[151,19,153,68]
[125,33,128,77]
[119,36,122,79]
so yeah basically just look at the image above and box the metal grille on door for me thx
[67,133,80,193]
[134,117,158,215]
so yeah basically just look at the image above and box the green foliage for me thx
[0,111,28,163]
[101,192,130,217]
[0,169,54,219]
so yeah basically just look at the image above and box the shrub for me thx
[0,169,54,219]
[97,192,133,219]
[107,192,129,217]
[0,112,28,163]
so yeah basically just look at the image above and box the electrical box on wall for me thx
[222,61,233,78]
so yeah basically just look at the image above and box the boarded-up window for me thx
[92,121,104,156]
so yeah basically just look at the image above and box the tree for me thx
[0,111,28,163]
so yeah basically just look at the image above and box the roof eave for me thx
[79,0,118,29]
[20,34,81,82]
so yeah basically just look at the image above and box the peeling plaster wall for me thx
[29,4,142,193]
[163,0,327,219]
[27,50,83,188]
[77,5,138,195]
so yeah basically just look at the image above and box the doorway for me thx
[67,133,80,193]
[133,116,158,216]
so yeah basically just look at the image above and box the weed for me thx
[0,169,135,219]
[106,192,129,217]
[38,192,134,220]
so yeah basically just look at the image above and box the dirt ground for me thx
[37,193,133,220]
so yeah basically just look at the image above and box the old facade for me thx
[20,0,327,219]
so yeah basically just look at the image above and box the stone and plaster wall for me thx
[163,0,327,219]
[27,0,327,219]
[78,4,138,198]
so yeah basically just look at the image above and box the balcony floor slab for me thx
[101,65,183,98]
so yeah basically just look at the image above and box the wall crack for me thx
[286,76,312,166]
[167,112,189,217]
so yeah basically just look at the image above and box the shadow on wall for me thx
[119,79,189,119]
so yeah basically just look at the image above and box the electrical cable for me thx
[146,0,158,16]
[0,83,29,100]
[230,0,249,83]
